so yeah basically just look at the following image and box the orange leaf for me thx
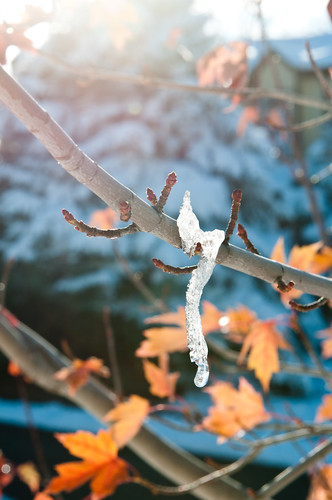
[218,305,257,342]
[103,395,149,448]
[307,464,332,500]
[89,207,118,230]
[270,238,323,306]
[8,361,22,377]
[47,430,129,498]
[136,302,219,357]
[315,394,332,422]
[310,246,332,275]
[197,42,248,90]
[17,462,40,492]
[201,377,269,440]
[54,357,110,395]
[317,325,332,359]
[33,493,54,500]
[238,320,291,391]
[236,106,260,137]
[143,356,179,400]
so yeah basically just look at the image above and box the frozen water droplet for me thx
[194,362,209,388]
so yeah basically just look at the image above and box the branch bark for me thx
[0,314,247,500]
[0,65,331,299]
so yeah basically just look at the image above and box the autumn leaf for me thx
[317,324,332,359]
[143,355,179,400]
[8,360,22,377]
[219,304,257,342]
[47,430,129,498]
[103,395,149,448]
[17,462,40,493]
[307,464,332,500]
[33,493,53,500]
[54,357,110,395]
[236,106,260,136]
[197,42,248,90]
[270,237,324,306]
[238,320,291,391]
[201,377,269,440]
[0,23,35,64]
[89,207,118,230]
[310,245,332,275]
[136,301,221,357]
[315,394,332,422]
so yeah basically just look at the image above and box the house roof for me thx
[247,33,332,72]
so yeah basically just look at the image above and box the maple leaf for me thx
[33,493,53,500]
[307,463,332,500]
[201,377,269,440]
[238,320,291,391]
[219,304,257,342]
[17,462,40,493]
[315,394,332,422]
[270,237,323,306]
[236,106,260,136]
[54,357,110,395]
[0,23,35,64]
[103,395,149,448]
[310,245,332,275]
[136,301,221,357]
[89,207,118,230]
[143,355,179,400]
[47,430,129,498]
[197,42,248,90]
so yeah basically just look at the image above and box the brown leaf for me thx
[238,320,291,391]
[54,357,110,395]
[197,42,248,92]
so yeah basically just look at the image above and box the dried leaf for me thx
[17,462,40,493]
[201,377,269,440]
[197,42,248,90]
[315,394,332,422]
[236,106,260,136]
[219,305,257,342]
[103,395,149,448]
[47,430,129,498]
[89,207,118,230]
[143,356,179,400]
[54,357,110,395]
[270,237,324,306]
[136,302,220,357]
[238,320,291,391]
[317,325,332,359]
[307,464,332,500]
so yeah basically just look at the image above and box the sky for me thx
[194,0,332,40]
[1,0,332,41]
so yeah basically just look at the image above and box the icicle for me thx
[177,191,225,388]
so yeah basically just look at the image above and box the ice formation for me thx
[177,191,225,387]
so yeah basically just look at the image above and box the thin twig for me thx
[37,49,332,112]
[152,258,197,275]
[62,209,138,238]
[156,172,177,213]
[289,296,328,312]
[305,42,332,100]
[292,313,332,391]
[224,190,242,245]
[237,224,260,254]
[256,438,332,499]
[275,276,295,293]
[102,307,123,401]
[134,447,261,495]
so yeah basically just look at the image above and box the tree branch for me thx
[0,313,246,500]
[0,66,331,299]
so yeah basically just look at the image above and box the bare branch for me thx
[0,66,331,300]
[62,209,137,238]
